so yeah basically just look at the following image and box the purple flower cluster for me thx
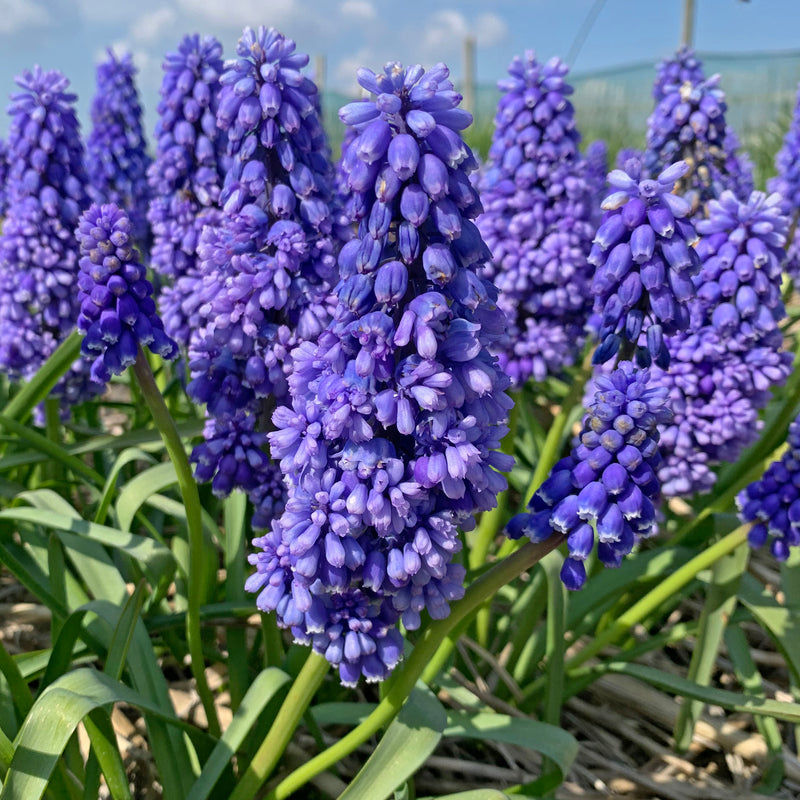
[0,66,101,407]
[185,27,341,520]
[590,160,700,367]
[650,190,792,497]
[652,46,704,104]
[86,50,151,244]
[767,82,800,279]
[247,61,513,684]
[476,52,597,386]
[737,417,800,561]
[76,204,178,383]
[147,35,228,346]
[508,362,671,589]
[645,51,752,213]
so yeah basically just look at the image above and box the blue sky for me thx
[0,0,797,136]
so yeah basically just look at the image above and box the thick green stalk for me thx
[521,524,751,705]
[1,329,82,424]
[131,350,220,739]
[673,541,749,751]
[267,535,566,800]
[229,651,329,800]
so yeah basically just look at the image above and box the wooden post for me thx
[463,36,476,113]
[681,0,695,47]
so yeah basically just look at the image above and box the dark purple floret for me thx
[737,418,800,561]
[76,203,178,383]
[508,362,670,589]
[86,50,151,244]
[650,190,792,497]
[476,52,597,386]
[248,60,512,684]
[591,159,700,367]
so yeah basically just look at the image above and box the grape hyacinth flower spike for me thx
[247,61,514,685]
[591,159,700,367]
[507,362,671,589]
[76,203,179,384]
[86,50,151,244]
[476,51,597,387]
[737,417,800,561]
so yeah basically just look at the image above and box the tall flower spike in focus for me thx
[650,190,792,497]
[645,50,753,213]
[147,34,227,346]
[0,66,101,408]
[590,159,700,367]
[247,61,514,685]
[507,362,671,589]
[477,52,597,386]
[767,81,800,280]
[738,417,800,561]
[86,50,151,244]
[76,203,179,384]
[185,26,341,522]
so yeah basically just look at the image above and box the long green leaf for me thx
[418,793,512,800]
[94,448,156,525]
[186,668,291,800]
[0,669,201,800]
[606,661,800,722]
[0,507,175,589]
[443,711,577,788]
[83,710,132,800]
[338,685,446,800]
[115,461,178,532]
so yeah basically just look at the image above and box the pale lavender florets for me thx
[650,190,792,497]
[476,52,597,386]
[248,61,513,685]
[507,362,671,590]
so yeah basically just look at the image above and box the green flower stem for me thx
[520,524,751,705]
[1,329,82,424]
[229,651,330,800]
[131,349,221,739]
[266,534,566,800]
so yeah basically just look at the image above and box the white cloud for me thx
[474,12,507,47]
[0,0,50,34]
[339,0,375,20]
[131,7,178,44]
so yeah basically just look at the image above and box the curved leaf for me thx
[116,461,178,532]
[338,685,446,800]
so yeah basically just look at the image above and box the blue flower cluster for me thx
[147,34,228,346]
[737,417,800,561]
[86,50,151,244]
[0,66,101,407]
[645,51,752,213]
[590,159,700,367]
[508,362,671,590]
[76,203,179,383]
[768,82,800,279]
[650,191,792,497]
[476,52,597,386]
[185,27,342,524]
[247,61,513,685]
